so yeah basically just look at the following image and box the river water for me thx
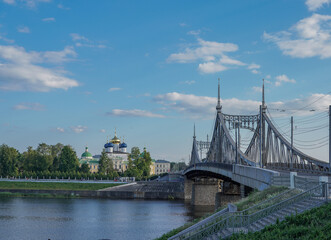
[0,197,213,240]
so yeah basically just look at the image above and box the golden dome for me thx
[111,135,121,144]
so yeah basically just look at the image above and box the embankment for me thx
[0,181,184,200]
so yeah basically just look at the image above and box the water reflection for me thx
[0,197,213,240]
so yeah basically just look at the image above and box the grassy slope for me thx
[155,186,288,240]
[0,181,122,191]
[230,201,331,240]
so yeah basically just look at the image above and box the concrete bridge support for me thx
[191,178,219,206]
[184,176,193,202]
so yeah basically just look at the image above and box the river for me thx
[0,197,213,240]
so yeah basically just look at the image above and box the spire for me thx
[216,77,222,112]
[262,79,266,112]
[193,124,196,139]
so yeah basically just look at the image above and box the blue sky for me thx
[0,0,330,162]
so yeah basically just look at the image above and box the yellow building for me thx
[150,160,155,175]
[79,146,99,173]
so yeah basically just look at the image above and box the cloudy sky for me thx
[0,0,330,162]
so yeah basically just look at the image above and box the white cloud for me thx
[168,38,248,74]
[13,102,45,111]
[275,74,296,86]
[187,30,201,36]
[266,75,271,79]
[108,87,121,92]
[198,62,227,73]
[56,127,65,133]
[268,93,331,116]
[108,109,165,118]
[168,38,238,63]
[100,129,106,133]
[57,3,70,10]
[154,92,260,118]
[71,125,87,133]
[154,92,331,118]
[3,0,50,7]
[70,33,106,49]
[251,69,259,74]
[247,63,260,70]
[0,45,79,92]
[70,33,88,42]
[3,0,15,4]
[17,26,30,33]
[264,14,331,59]
[306,0,331,11]
[0,34,15,43]
[179,23,187,27]
[42,17,55,22]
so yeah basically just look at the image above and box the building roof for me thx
[81,147,93,158]
[155,160,170,163]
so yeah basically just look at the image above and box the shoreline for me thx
[0,188,184,200]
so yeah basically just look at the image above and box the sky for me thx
[0,0,330,163]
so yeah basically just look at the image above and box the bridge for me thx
[184,79,331,206]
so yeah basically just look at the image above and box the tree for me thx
[98,150,114,175]
[126,147,152,179]
[22,145,53,172]
[80,163,90,174]
[130,147,140,160]
[0,144,19,176]
[59,145,79,172]
[50,143,64,171]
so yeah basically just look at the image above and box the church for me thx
[103,131,130,172]
[79,130,130,173]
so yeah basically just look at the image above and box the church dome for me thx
[104,142,114,148]
[111,135,121,144]
[120,142,127,148]
[81,147,93,158]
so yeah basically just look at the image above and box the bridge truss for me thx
[191,80,330,173]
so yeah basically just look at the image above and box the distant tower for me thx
[216,78,222,112]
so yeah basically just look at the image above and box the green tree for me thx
[59,145,79,172]
[80,163,90,173]
[130,147,140,160]
[50,143,64,171]
[0,144,19,176]
[98,150,114,175]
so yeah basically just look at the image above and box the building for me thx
[150,159,156,175]
[79,146,100,173]
[155,160,170,175]
[104,131,130,172]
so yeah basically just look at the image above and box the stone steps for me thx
[206,197,325,239]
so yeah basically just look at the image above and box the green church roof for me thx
[81,146,93,158]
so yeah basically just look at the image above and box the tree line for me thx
[0,143,161,180]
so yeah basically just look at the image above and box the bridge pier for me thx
[184,176,193,202]
[191,178,220,206]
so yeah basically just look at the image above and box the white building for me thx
[104,131,129,172]
[155,160,170,174]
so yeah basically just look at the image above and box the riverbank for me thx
[0,181,184,200]
[0,181,122,191]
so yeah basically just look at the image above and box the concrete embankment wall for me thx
[0,182,184,200]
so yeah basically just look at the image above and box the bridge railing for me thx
[185,182,329,240]
[184,162,233,173]
[168,207,231,240]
